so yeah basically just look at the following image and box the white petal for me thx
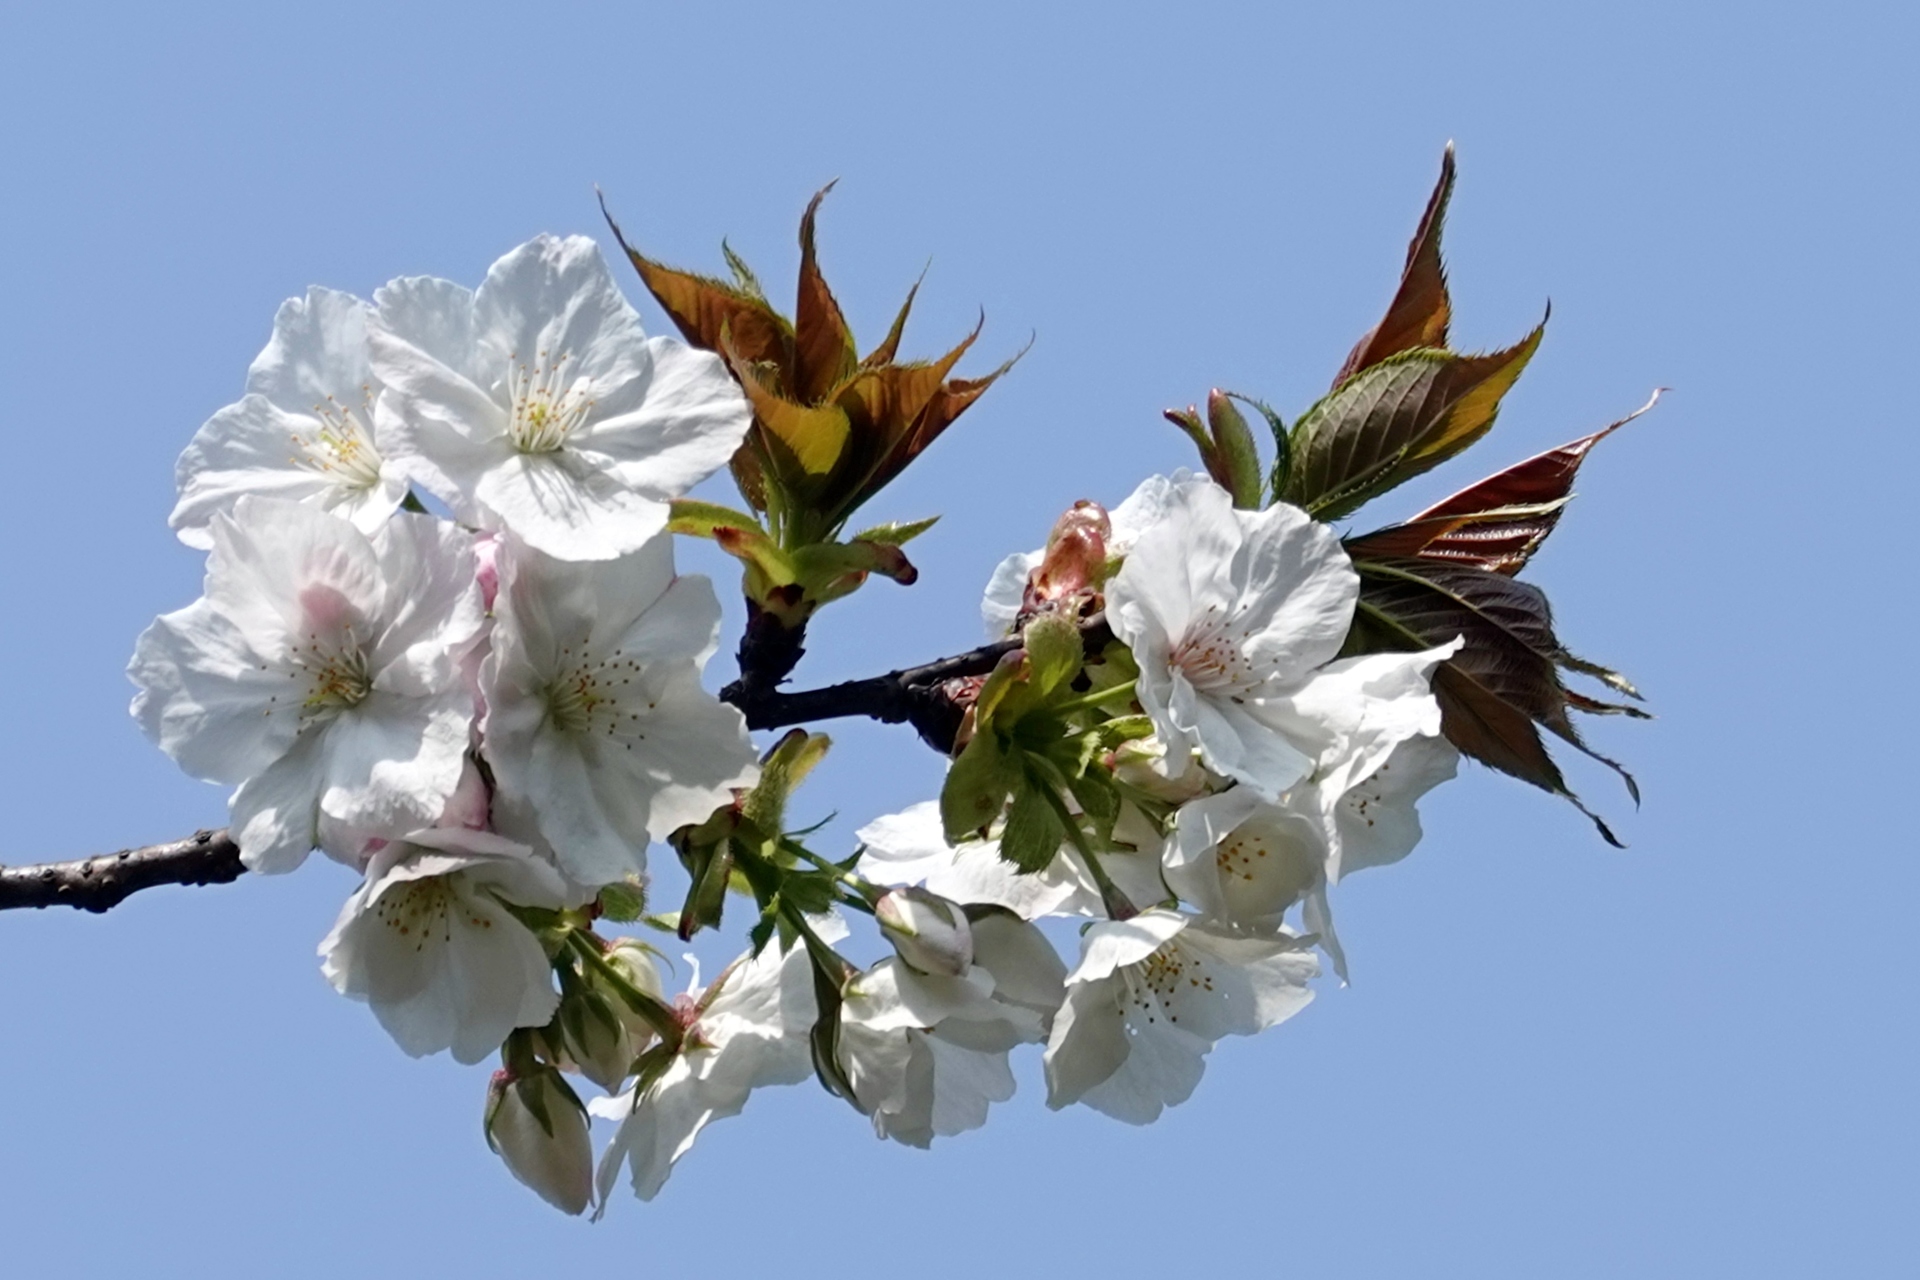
[128,599,301,783]
[1076,1004,1210,1125]
[577,339,752,504]
[366,513,487,694]
[170,397,347,547]
[313,689,474,844]
[469,235,652,391]
[245,286,375,409]
[968,911,1067,1017]
[1227,499,1358,680]
[980,549,1040,637]
[204,497,386,658]
[473,448,668,561]
[1069,910,1189,984]
[228,729,329,872]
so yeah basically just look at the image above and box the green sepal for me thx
[940,728,1020,841]
[999,778,1067,873]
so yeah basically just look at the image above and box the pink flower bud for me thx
[1023,501,1111,616]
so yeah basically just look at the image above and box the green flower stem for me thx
[565,931,682,1045]
[1049,680,1139,719]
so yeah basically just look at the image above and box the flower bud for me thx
[875,886,974,978]
[1023,501,1111,618]
[557,988,634,1092]
[485,1068,593,1216]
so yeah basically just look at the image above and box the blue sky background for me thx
[1,2,1914,1276]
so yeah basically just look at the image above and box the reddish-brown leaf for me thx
[1347,390,1662,574]
[863,267,926,367]
[1334,144,1456,386]
[792,182,859,404]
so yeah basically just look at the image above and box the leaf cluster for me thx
[1161,146,1652,839]
[603,184,1018,554]
[938,616,1146,890]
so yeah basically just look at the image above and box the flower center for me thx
[290,392,384,489]
[506,351,595,453]
[1119,941,1215,1026]
[293,634,374,717]
[544,643,654,745]
[373,877,453,949]
[1169,604,1254,693]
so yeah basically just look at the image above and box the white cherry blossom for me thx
[320,827,566,1064]
[856,800,1164,921]
[1106,478,1360,800]
[129,498,487,871]
[1161,644,1460,976]
[368,234,751,561]
[480,533,758,887]
[590,929,825,1207]
[1043,909,1316,1124]
[171,288,409,548]
[838,910,1065,1147]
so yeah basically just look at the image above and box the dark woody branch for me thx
[0,829,244,914]
[0,617,1107,915]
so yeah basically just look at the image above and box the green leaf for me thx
[667,498,765,541]
[940,730,1020,841]
[1206,390,1264,509]
[742,730,832,836]
[1334,143,1457,385]
[1000,779,1066,873]
[1162,405,1214,470]
[1285,327,1543,522]
[1221,393,1289,505]
[1023,614,1084,700]
[846,514,940,546]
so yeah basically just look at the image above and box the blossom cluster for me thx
[127,233,1460,1218]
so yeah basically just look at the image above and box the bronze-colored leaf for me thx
[1334,144,1456,386]
[792,182,859,405]
[722,338,851,477]
[1432,664,1622,847]
[1286,325,1543,521]
[600,194,793,374]
[863,266,927,367]
[1348,556,1638,841]
[1345,390,1661,574]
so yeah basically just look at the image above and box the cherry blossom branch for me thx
[722,614,1112,751]
[0,617,1108,915]
[0,828,243,913]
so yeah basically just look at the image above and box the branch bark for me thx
[0,829,243,913]
[0,615,1110,915]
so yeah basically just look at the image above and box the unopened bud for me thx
[875,886,974,977]
[558,989,633,1092]
[485,1068,593,1216]
[1023,501,1111,617]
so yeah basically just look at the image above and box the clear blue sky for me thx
[1,2,1913,1276]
